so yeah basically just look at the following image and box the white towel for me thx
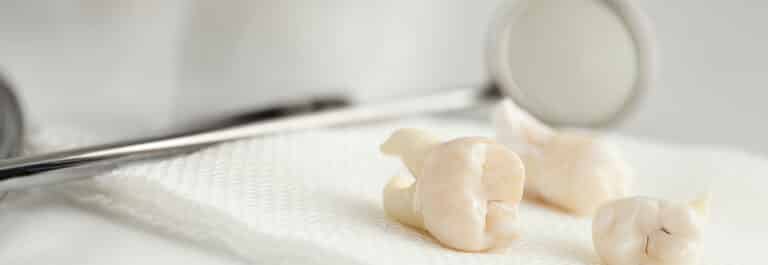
[26,119,766,265]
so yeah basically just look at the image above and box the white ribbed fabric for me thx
[26,119,765,265]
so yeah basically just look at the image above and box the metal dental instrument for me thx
[0,80,502,192]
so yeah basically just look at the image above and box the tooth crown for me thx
[593,197,706,265]
[381,129,525,252]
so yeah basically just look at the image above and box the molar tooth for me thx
[493,100,632,215]
[380,128,525,251]
[593,196,707,265]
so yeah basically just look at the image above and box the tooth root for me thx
[380,128,442,178]
[492,99,555,148]
[382,175,424,229]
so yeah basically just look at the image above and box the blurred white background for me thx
[0,1,766,264]
[1,0,767,153]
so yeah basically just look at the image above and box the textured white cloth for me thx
[27,119,765,265]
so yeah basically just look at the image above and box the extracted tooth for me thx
[592,196,709,265]
[493,99,632,215]
[380,128,525,252]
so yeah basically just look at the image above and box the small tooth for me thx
[593,196,706,265]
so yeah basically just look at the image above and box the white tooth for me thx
[381,129,526,252]
[493,99,632,215]
[593,197,707,265]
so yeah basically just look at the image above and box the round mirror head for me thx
[488,0,655,127]
[0,73,23,160]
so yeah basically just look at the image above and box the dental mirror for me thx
[0,0,654,193]
[489,0,654,126]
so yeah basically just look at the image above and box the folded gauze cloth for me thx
[26,119,765,264]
